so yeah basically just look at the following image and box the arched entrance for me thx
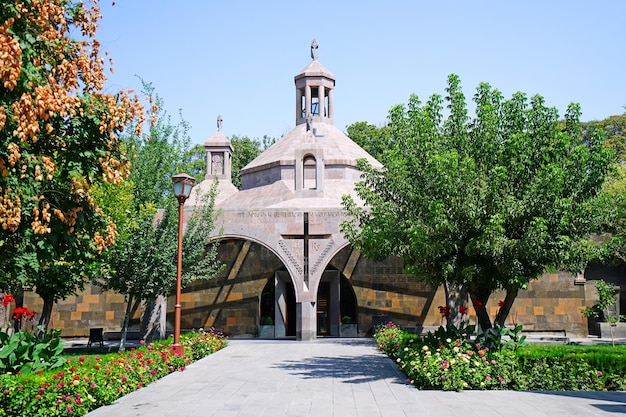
[260,274,296,337]
[261,269,359,338]
[316,270,358,337]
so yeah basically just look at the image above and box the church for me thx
[24,42,622,341]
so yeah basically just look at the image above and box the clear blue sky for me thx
[97,1,626,145]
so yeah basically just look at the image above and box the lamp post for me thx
[171,173,195,354]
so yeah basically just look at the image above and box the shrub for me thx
[0,331,228,417]
[394,335,512,391]
[181,328,227,361]
[373,322,404,357]
[0,326,65,374]
[374,323,626,391]
[0,295,65,374]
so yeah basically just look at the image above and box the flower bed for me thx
[0,328,227,417]
[374,322,626,391]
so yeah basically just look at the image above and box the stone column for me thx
[305,85,311,117]
[318,85,325,119]
[328,271,340,337]
[328,88,334,122]
[275,274,287,337]
[296,301,316,341]
[296,88,302,122]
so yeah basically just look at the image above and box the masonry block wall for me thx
[23,286,141,338]
[22,241,602,339]
[329,247,590,336]
[177,239,282,336]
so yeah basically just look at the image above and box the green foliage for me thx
[180,328,228,361]
[0,326,64,374]
[582,279,624,323]
[516,344,626,378]
[125,80,194,209]
[230,135,276,189]
[345,121,391,160]
[0,1,143,326]
[475,323,527,352]
[94,82,225,348]
[343,74,617,330]
[372,322,404,357]
[0,332,227,417]
[374,323,625,391]
[580,114,626,163]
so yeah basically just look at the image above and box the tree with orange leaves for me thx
[0,0,144,327]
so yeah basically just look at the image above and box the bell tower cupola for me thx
[295,39,336,127]
[204,114,234,184]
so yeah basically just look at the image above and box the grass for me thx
[517,343,626,376]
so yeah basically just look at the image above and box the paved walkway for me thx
[85,338,626,417]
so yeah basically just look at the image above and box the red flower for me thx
[437,305,451,317]
[459,305,468,315]
[2,294,14,307]
[498,300,505,308]
[474,300,483,308]
[13,306,36,320]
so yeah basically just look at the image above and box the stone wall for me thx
[22,241,601,339]
[23,285,140,338]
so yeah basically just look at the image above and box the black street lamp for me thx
[171,173,195,354]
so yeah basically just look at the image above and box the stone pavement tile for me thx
[85,339,626,417]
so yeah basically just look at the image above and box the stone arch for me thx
[212,222,304,302]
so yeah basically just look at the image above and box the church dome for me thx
[217,40,382,210]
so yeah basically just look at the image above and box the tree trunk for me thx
[37,294,54,332]
[13,288,24,331]
[141,295,166,342]
[468,281,492,331]
[119,294,133,353]
[443,281,468,327]
[494,287,518,327]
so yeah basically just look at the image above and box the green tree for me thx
[0,1,143,326]
[581,114,626,162]
[342,74,616,330]
[230,134,275,189]
[184,144,207,183]
[95,86,223,350]
[345,121,391,160]
[586,113,626,266]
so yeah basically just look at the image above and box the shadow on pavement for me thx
[535,390,626,413]
[273,353,407,384]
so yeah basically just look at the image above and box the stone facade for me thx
[21,42,625,340]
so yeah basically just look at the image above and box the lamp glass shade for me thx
[172,181,184,197]
[172,174,195,199]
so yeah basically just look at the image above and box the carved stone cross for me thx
[281,212,330,285]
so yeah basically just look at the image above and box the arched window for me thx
[303,155,317,189]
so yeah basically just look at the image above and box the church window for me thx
[303,155,317,189]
